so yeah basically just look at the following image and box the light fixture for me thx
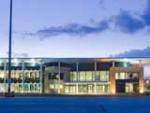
[0,60,3,66]
[30,58,36,66]
[123,62,128,68]
[13,58,19,66]
[139,89,144,94]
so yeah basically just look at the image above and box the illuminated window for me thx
[70,72,77,81]
[115,72,126,80]
[125,83,133,93]
[100,71,109,81]
[86,71,93,81]
[96,85,109,93]
[95,71,100,81]
[78,85,87,93]
[79,72,86,81]
[120,72,126,79]
[65,85,76,93]
[0,71,5,78]
[0,83,6,92]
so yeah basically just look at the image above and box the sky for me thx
[0,0,150,76]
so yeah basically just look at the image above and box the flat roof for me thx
[0,58,150,65]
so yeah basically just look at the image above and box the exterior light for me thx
[111,89,116,95]
[30,59,36,66]
[60,85,63,89]
[146,80,150,84]
[122,58,129,62]
[0,60,3,66]
[13,58,19,66]
[139,89,144,94]
[123,62,128,68]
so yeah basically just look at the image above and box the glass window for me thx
[100,71,109,81]
[132,73,139,79]
[86,71,93,81]
[115,73,119,80]
[65,85,76,93]
[79,72,86,81]
[35,71,40,78]
[95,71,100,81]
[25,72,29,78]
[0,71,5,78]
[96,85,109,93]
[115,72,127,80]
[30,72,35,78]
[78,85,87,93]
[125,83,133,93]
[0,83,6,92]
[120,72,125,79]
[70,72,77,82]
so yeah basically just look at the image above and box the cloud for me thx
[25,0,150,38]
[26,21,109,37]
[113,11,145,33]
[6,52,29,57]
[114,47,150,57]
[142,0,150,25]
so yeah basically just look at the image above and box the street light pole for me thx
[8,0,13,94]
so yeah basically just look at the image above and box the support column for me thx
[58,61,61,94]
[112,61,115,67]
[76,62,79,94]
[109,69,116,94]
[76,83,78,94]
[94,83,96,94]
[110,61,116,95]
[139,61,144,94]
[76,62,79,82]
[40,60,43,94]
[94,59,97,94]
[94,59,97,81]
[21,60,25,93]
[4,60,7,93]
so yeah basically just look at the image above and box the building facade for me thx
[144,78,150,93]
[0,58,145,95]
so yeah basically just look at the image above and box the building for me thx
[0,58,146,95]
[144,78,150,93]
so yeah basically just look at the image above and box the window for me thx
[100,71,109,81]
[132,73,139,80]
[96,85,109,93]
[115,72,126,80]
[95,71,100,81]
[60,73,64,80]
[79,72,86,81]
[70,72,77,81]
[49,73,64,80]
[0,71,4,78]
[115,72,138,80]
[78,85,87,93]
[125,83,133,93]
[30,72,35,78]
[120,72,126,79]
[65,85,76,93]
[86,71,93,81]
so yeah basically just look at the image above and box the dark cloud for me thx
[113,11,145,33]
[26,21,109,37]
[6,52,29,57]
[25,0,150,38]
[114,47,150,57]
[142,0,150,25]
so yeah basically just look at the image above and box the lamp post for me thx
[7,0,13,95]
